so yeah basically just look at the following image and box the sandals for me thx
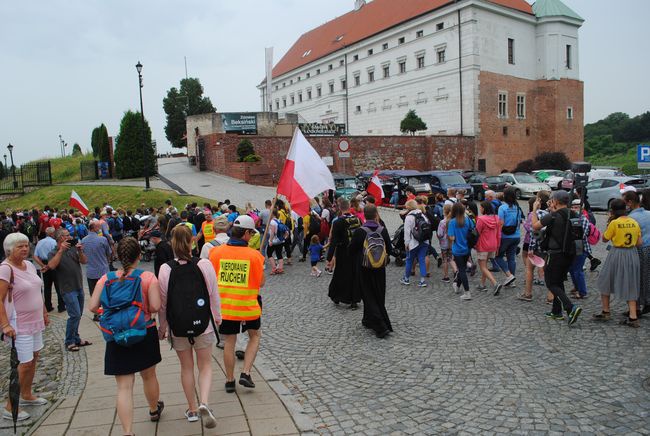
[517,293,533,302]
[67,344,80,352]
[149,401,164,422]
[77,340,92,347]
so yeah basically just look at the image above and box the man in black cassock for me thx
[348,204,394,338]
[326,199,361,309]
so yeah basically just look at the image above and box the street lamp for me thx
[7,143,17,188]
[59,134,65,158]
[136,61,150,190]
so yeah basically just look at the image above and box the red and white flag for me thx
[277,128,335,216]
[69,190,89,216]
[367,169,385,201]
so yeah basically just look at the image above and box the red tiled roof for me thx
[272,0,533,78]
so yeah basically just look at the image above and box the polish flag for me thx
[69,190,90,216]
[277,128,335,216]
[366,170,385,202]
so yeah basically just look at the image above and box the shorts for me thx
[266,244,283,259]
[440,249,452,263]
[219,318,261,336]
[522,243,530,253]
[311,260,318,267]
[170,332,217,352]
[13,331,44,363]
[476,251,495,261]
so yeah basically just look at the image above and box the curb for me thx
[23,398,65,436]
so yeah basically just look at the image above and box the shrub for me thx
[243,154,262,162]
[512,152,572,173]
[513,159,534,173]
[236,139,255,162]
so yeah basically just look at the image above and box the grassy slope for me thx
[2,185,214,212]
[589,148,638,175]
[27,154,95,183]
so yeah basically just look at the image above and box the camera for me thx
[68,238,79,247]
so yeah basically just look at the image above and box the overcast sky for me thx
[1,0,648,165]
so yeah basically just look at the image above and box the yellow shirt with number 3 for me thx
[604,216,641,248]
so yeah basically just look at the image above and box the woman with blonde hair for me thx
[90,237,164,436]
[158,225,221,427]
[401,200,430,287]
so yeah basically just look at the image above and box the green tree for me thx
[114,110,155,179]
[98,124,111,162]
[163,77,216,149]
[72,143,83,156]
[0,161,5,179]
[400,110,427,135]
[236,139,255,162]
[90,127,100,157]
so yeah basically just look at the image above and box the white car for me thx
[588,168,622,181]
[545,171,574,190]
[500,173,552,199]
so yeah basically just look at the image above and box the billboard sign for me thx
[221,113,258,135]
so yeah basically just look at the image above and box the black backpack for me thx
[165,258,219,344]
[309,214,321,235]
[424,205,441,232]
[412,213,432,243]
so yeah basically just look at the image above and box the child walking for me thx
[437,204,456,283]
[309,235,324,277]
[595,199,642,327]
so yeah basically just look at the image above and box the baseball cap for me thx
[571,199,581,206]
[214,215,229,230]
[150,230,162,238]
[620,184,637,194]
[233,215,256,230]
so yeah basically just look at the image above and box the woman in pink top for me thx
[476,201,502,295]
[90,237,164,436]
[158,225,221,428]
[0,233,50,422]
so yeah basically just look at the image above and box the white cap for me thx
[620,184,637,194]
[233,215,256,230]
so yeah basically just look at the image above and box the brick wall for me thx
[199,133,477,186]
[478,71,584,174]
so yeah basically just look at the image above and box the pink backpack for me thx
[587,223,601,246]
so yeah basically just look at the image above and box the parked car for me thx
[467,174,509,200]
[532,169,563,182]
[587,168,623,181]
[545,170,574,190]
[585,177,647,210]
[426,171,474,199]
[333,173,361,200]
[500,173,552,199]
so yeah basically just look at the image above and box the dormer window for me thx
[334,35,344,42]
[302,49,312,58]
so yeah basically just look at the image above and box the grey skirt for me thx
[597,246,640,301]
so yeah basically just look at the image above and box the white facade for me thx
[259,0,581,136]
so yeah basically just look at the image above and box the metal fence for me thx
[81,161,99,180]
[0,161,52,195]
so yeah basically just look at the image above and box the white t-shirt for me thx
[199,233,230,259]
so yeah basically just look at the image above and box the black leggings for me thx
[454,254,470,291]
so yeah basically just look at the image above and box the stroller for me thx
[391,224,407,266]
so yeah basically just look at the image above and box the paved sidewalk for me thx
[27,312,302,435]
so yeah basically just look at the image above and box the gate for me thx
[81,161,99,180]
[0,176,23,195]
[21,162,52,187]
[198,138,207,171]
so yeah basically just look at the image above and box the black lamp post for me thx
[7,143,17,188]
[136,61,150,190]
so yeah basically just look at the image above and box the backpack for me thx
[424,205,441,232]
[466,219,479,249]
[587,223,601,246]
[21,220,35,238]
[274,219,289,243]
[411,213,432,243]
[75,224,88,239]
[319,218,331,242]
[361,226,388,269]
[98,269,148,347]
[343,215,362,243]
[502,204,523,235]
[165,258,218,344]
[309,214,321,235]
[540,209,580,255]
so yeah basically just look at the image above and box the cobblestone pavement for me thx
[159,160,650,435]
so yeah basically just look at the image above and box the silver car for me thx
[500,173,552,199]
[586,177,646,210]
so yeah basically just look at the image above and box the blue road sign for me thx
[637,144,650,169]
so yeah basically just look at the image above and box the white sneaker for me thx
[2,409,30,421]
[503,275,516,287]
[452,282,460,294]
[184,409,199,422]
[199,403,217,429]
[19,397,48,406]
[460,291,472,300]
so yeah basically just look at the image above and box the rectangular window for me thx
[328,64,333,70]
[437,49,446,63]
[282,98,286,108]
[416,30,424,38]
[368,49,373,56]
[291,95,295,105]
[516,95,525,119]
[498,92,507,118]
[503,126,508,136]
[355,105,361,113]
[508,38,515,64]
[382,43,388,50]
[436,22,444,31]
[275,101,280,110]
[307,90,312,100]
[368,71,375,82]
[398,37,405,45]
[567,107,574,120]
[329,83,334,93]
[317,87,322,97]
[316,69,321,75]
[306,72,310,78]
[298,93,303,103]
[417,55,425,69]
[341,79,347,90]
[354,75,361,86]
[282,82,286,88]
[275,85,278,91]
[297,76,301,82]
[353,54,359,61]
[340,59,344,66]
[290,79,293,84]
[383,65,390,78]
[566,45,572,69]
[478,159,486,172]
[399,61,406,74]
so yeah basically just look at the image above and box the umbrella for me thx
[8,337,20,434]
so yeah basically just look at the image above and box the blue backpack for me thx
[274,218,289,242]
[99,269,148,346]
